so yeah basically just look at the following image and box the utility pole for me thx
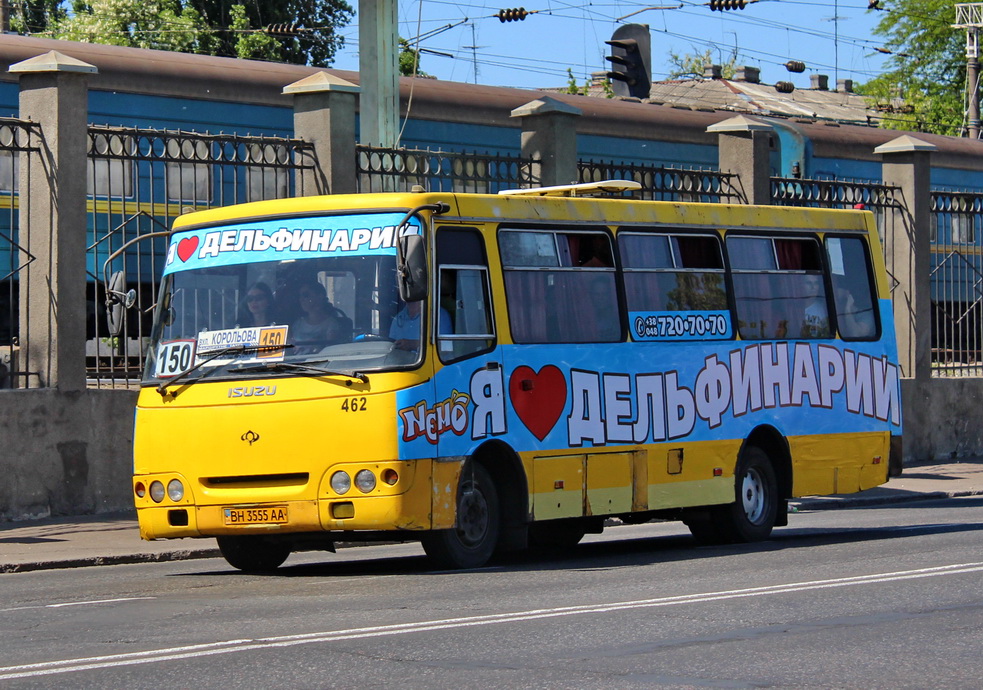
[463,24,486,84]
[954,3,982,139]
[359,0,399,148]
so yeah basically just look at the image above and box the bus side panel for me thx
[789,431,890,496]
[431,459,463,530]
[647,440,740,510]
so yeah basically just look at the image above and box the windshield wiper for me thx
[156,344,295,397]
[231,360,368,384]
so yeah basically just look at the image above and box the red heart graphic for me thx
[509,365,567,441]
[177,236,199,262]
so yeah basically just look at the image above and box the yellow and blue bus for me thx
[131,180,902,571]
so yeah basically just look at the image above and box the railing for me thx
[770,177,906,275]
[86,126,319,388]
[578,161,745,203]
[771,177,900,210]
[356,146,537,194]
[0,117,41,389]
[930,190,983,377]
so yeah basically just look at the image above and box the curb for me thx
[790,489,983,512]
[0,548,222,574]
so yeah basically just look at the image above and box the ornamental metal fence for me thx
[356,145,537,194]
[578,160,744,203]
[929,190,983,377]
[86,126,319,388]
[0,117,41,389]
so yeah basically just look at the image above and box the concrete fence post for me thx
[10,51,95,391]
[874,135,936,383]
[707,115,773,205]
[284,72,360,196]
[510,97,582,187]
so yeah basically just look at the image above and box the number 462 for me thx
[341,397,367,412]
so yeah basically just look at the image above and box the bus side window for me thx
[501,229,620,343]
[728,235,830,340]
[826,236,878,340]
[619,232,728,334]
[436,228,496,362]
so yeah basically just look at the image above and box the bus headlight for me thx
[355,470,376,493]
[330,471,351,495]
[149,481,165,503]
[167,479,185,502]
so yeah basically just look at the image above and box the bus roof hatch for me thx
[498,179,642,198]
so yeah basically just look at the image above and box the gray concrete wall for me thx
[0,389,137,521]
[902,378,983,462]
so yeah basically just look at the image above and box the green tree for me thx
[227,5,280,62]
[667,48,737,80]
[399,38,431,77]
[187,0,353,67]
[34,0,352,67]
[49,0,214,53]
[564,68,592,95]
[9,0,66,34]
[857,0,965,135]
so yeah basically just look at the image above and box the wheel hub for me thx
[741,467,766,524]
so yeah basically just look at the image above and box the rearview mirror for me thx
[397,234,428,302]
[105,270,137,337]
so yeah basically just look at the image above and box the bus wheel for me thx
[685,446,778,545]
[422,463,500,569]
[217,536,290,572]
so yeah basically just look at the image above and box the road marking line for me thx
[2,561,982,680]
[0,597,156,613]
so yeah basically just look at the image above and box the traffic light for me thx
[604,24,651,100]
[709,0,747,10]
[495,7,528,22]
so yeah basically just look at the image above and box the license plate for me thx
[223,506,288,525]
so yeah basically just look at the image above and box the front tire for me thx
[685,445,778,544]
[422,462,500,569]
[217,536,290,572]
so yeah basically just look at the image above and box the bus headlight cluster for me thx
[354,470,376,493]
[330,471,352,495]
[167,479,185,502]
[139,478,185,503]
[329,468,399,495]
[149,481,166,503]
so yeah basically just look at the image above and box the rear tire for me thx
[217,536,290,572]
[422,462,500,569]
[685,445,778,545]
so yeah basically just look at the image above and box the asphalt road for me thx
[2,497,983,689]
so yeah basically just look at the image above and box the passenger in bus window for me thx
[292,280,352,348]
[800,273,830,338]
[238,282,274,327]
[835,285,876,339]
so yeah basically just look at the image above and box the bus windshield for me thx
[143,211,423,384]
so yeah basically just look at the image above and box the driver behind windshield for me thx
[291,279,352,350]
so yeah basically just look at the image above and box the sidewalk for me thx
[3,457,983,574]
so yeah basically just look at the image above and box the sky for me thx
[328,0,899,92]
